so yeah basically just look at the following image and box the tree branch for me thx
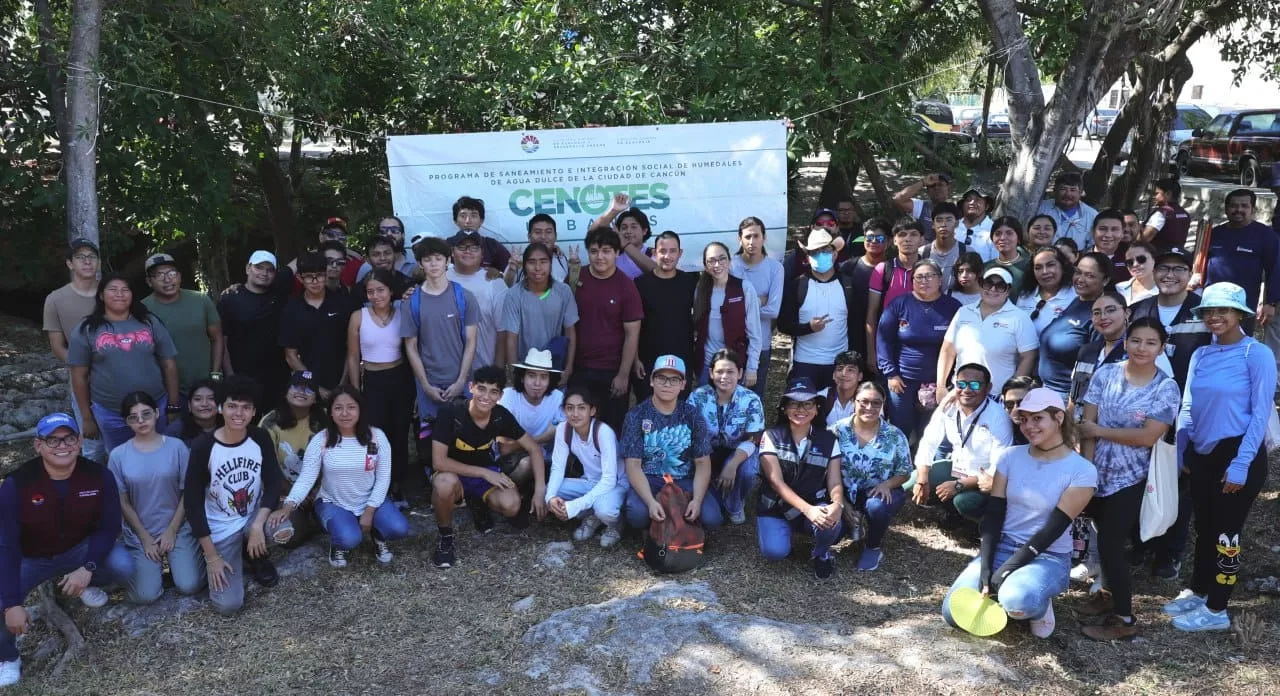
[1014,2,1052,19]
[1161,0,1240,62]
[777,0,820,11]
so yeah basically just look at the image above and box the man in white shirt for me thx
[448,230,510,368]
[911,363,1013,524]
[892,172,953,240]
[778,228,853,392]
[1036,171,1098,250]
[956,188,995,256]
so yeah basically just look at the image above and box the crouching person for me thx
[545,386,627,547]
[184,377,293,616]
[272,386,409,569]
[757,378,845,578]
[0,413,134,688]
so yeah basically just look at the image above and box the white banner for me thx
[386,120,788,269]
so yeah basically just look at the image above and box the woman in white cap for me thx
[937,266,1038,405]
[942,388,1096,638]
[1165,282,1276,632]
[687,349,765,525]
[545,385,627,547]
[497,348,565,480]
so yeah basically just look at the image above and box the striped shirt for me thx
[286,429,392,514]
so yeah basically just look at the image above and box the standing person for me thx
[818,351,865,427]
[353,237,413,300]
[448,229,510,368]
[346,269,415,507]
[0,413,133,688]
[778,228,860,392]
[892,172,953,238]
[1036,172,1097,250]
[43,237,105,461]
[831,382,913,571]
[505,214,577,285]
[834,198,864,262]
[621,355,722,531]
[632,230,697,401]
[1016,247,1078,335]
[1068,290,1174,412]
[310,217,364,287]
[317,241,359,301]
[866,221,927,374]
[757,377,844,578]
[1036,252,1110,397]
[355,216,417,282]
[956,189,996,258]
[427,366,547,568]
[497,349,565,478]
[218,251,292,413]
[1090,209,1130,282]
[876,258,961,440]
[68,274,182,453]
[1117,242,1158,304]
[1075,318,1180,640]
[937,268,1039,404]
[183,377,292,615]
[687,350,766,525]
[110,392,204,603]
[545,386,628,548]
[941,389,1096,639]
[1137,178,1191,249]
[573,228,644,431]
[1121,210,1142,245]
[502,243,579,375]
[693,242,762,386]
[450,196,511,273]
[1025,214,1059,256]
[983,217,1032,295]
[922,203,970,288]
[168,378,222,444]
[589,193,657,279]
[279,252,353,400]
[273,386,409,568]
[731,217,785,399]
[1198,189,1280,336]
[949,252,985,306]
[1166,283,1275,632]
[141,253,224,396]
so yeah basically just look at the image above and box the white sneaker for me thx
[372,536,393,565]
[0,658,20,688]
[573,516,603,542]
[599,524,623,548]
[1162,589,1207,617]
[79,587,108,608]
[328,545,349,569]
[1029,603,1056,639]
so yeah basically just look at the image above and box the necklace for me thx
[369,308,394,327]
[1031,440,1066,455]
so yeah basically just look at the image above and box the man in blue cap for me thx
[1,413,132,687]
[621,355,721,531]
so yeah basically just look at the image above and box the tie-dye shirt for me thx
[830,418,912,490]
[686,384,765,451]
[620,399,711,479]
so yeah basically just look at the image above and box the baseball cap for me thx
[811,208,838,224]
[1011,388,1065,418]
[1154,247,1193,267]
[782,377,821,402]
[36,412,80,438]
[324,216,348,231]
[448,230,483,247]
[145,253,177,273]
[982,267,1014,285]
[289,370,317,391]
[961,187,995,209]
[68,238,99,257]
[651,355,687,377]
[248,250,278,267]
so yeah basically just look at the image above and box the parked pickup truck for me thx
[1175,108,1280,188]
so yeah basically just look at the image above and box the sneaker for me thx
[468,497,495,535]
[1152,558,1181,581]
[599,524,623,549]
[856,548,883,572]
[1074,590,1114,617]
[1171,604,1231,632]
[573,516,603,542]
[78,587,108,608]
[813,555,835,579]
[1029,603,1057,639]
[1162,589,1207,617]
[1082,614,1139,641]
[729,509,747,525]
[246,555,279,588]
[433,534,456,569]
[371,531,393,564]
[1070,560,1100,584]
[0,658,19,688]
[328,545,349,569]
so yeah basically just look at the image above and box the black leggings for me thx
[1084,479,1146,617]
[1187,436,1268,611]
[363,362,415,495]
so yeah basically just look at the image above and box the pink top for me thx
[359,307,403,363]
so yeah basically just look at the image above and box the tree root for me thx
[35,584,85,677]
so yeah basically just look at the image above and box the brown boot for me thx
[1074,590,1114,617]
[1082,614,1139,641]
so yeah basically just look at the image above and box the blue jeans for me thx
[853,486,907,549]
[757,514,843,560]
[91,395,170,454]
[624,474,723,530]
[68,382,104,464]
[122,524,205,603]
[887,378,925,440]
[942,537,1071,624]
[1,539,133,661]
[313,500,411,550]
[712,453,760,518]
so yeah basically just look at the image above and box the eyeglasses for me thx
[913,272,940,281]
[981,279,1010,292]
[72,253,98,262]
[378,226,403,234]
[955,380,985,391]
[149,270,179,281]
[652,374,685,387]
[41,433,80,448]
[325,257,346,267]
[300,273,325,282]
[1029,298,1048,321]
[1125,254,1149,267]
[705,256,730,267]
[1091,305,1124,318]
[1155,264,1190,275]
[865,235,886,244]
[786,401,818,412]
[125,409,157,424]
[1003,399,1022,411]
[855,398,885,409]
[454,243,482,253]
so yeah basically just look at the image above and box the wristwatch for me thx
[954,480,964,493]
[83,561,97,572]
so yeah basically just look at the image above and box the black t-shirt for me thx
[633,270,699,364]
[218,286,289,387]
[277,291,353,390]
[432,402,526,469]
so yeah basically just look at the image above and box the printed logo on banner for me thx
[520,134,540,154]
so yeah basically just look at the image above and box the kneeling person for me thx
[545,387,628,547]
[429,366,548,569]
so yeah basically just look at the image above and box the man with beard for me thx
[356,216,416,282]
[218,251,292,413]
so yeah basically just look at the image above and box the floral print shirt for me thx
[830,418,912,490]
[686,384,765,451]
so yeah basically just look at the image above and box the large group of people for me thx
[2,175,1279,687]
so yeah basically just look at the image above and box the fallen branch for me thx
[36,584,84,677]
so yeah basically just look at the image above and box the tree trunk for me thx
[1107,53,1194,210]
[64,0,102,245]
[254,121,299,262]
[853,139,894,215]
[978,58,996,162]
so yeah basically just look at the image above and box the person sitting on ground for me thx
[621,355,722,531]
[111,392,204,604]
[818,350,865,427]
[912,363,1013,525]
[168,377,223,444]
[272,386,410,569]
[545,386,628,548]
[757,377,845,578]
[258,371,325,540]
[497,349,565,480]
[428,366,548,569]
[941,388,1096,639]
[184,376,293,615]
[0,413,134,688]
[830,381,912,572]
[999,375,1041,446]
[687,349,766,525]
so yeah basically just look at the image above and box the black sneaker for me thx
[467,497,495,534]
[246,554,279,587]
[1152,558,1181,581]
[1126,546,1148,567]
[433,534,456,569]
[813,555,834,580]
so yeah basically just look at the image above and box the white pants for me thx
[554,478,626,525]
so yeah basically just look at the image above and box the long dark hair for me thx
[83,272,153,336]
[694,241,733,324]
[950,251,985,294]
[324,384,373,449]
[364,268,399,317]
[1020,246,1074,299]
[119,391,158,419]
[271,383,325,432]
[522,242,555,287]
[736,217,767,256]
[179,378,224,440]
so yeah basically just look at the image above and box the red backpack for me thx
[638,474,706,574]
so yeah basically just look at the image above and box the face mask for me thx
[810,251,834,273]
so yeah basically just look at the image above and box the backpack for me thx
[638,474,706,574]
[562,418,604,450]
[408,281,467,344]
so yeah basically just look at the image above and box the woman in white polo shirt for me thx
[937,267,1039,404]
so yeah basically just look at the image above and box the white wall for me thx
[1179,29,1280,110]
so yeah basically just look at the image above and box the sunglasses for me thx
[1003,398,1022,410]
[955,380,985,391]
[378,225,403,234]
[1029,298,1048,321]
[981,279,1010,292]
[1125,254,1149,267]
[865,235,887,244]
